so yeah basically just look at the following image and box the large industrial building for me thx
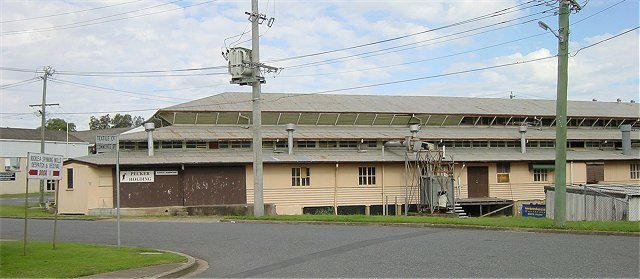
[58,92,640,216]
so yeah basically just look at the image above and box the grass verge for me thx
[227,215,640,233]
[0,193,48,198]
[0,241,185,278]
[0,204,94,219]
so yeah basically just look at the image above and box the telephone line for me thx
[265,0,540,63]
[0,0,146,23]
[48,78,191,102]
[1,0,215,36]
[283,10,555,70]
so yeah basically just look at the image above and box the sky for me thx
[1,0,638,130]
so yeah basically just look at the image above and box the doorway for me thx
[467,166,489,198]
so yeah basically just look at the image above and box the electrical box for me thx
[228,47,253,84]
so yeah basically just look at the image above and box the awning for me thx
[530,164,555,170]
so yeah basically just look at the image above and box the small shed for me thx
[545,184,640,221]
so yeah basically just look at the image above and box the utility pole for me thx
[38,66,55,206]
[250,0,264,216]
[553,0,580,226]
[226,0,277,216]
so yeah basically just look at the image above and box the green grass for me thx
[0,193,48,198]
[0,204,95,219]
[0,204,53,218]
[227,215,640,232]
[0,241,185,278]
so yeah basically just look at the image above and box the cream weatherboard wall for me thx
[246,163,407,215]
[603,161,640,184]
[58,163,113,214]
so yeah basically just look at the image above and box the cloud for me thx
[1,0,637,130]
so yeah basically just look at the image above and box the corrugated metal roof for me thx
[66,148,638,166]
[71,127,133,143]
[118,124,639,141]
[162,92,640,118]
[0,127,85,143]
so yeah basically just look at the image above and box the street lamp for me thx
[538,0,580,227]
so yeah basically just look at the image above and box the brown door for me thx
[586,163,604,184]
[467,166,489,198]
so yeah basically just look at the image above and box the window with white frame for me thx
[292,167,310,186]
[4,157,20,171]
[631,163,640,179]
[46,180,56,191]
[358,167,376,186]
[534,169,548,182]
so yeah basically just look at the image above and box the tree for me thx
[38,118,76,131]
[111,114,132,128]
[89,114,112,130]
[88,114,145,130]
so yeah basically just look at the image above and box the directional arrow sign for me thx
[27,152,63,180]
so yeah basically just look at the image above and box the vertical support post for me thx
[553,0,570,227]
[251,0,264,216]
[583,184,587,221]
[23,178,29,256]
[53,179,60,249]
[334,163,338,215]
[116,137,121,247]
[39,68,50,206]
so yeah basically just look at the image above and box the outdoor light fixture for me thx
[538,21,564,42]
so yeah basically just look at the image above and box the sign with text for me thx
[521,204,546,218]
[0,172,16,181]
[27,152,63,180]
[96,135,118,153]
[120,171,154,183]
[156,171,178,176]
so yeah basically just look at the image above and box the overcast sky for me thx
[1,0,638,130]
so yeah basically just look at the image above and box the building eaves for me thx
[117,125,639,141]
[65,148,638,167]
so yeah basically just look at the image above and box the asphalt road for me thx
[1,218,638,278]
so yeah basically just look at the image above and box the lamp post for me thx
[539,0,580,226]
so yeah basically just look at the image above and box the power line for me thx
[1,0,215,36]
[48,78,191,102]
[570,26,639,57]
[281,11,554,72]
[0,0,146,23]
[264,0,541,63]
[0,77,40,89]
[279,33,547,78]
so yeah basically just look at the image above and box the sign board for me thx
[0,172,16,181]
[156,171,178,176]
[27,152,63,180]
[120,171,154,183]
[521,204,546,218]
[96,135,118,153]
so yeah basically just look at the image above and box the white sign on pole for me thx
[96,135,118,153]
[27,152,63,180]
[120,171,154,183]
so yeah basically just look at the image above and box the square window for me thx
[534,169,548,182]
[292,167,310,186]
[358,167,376,186]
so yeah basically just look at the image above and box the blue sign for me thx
[522,204,546,218]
